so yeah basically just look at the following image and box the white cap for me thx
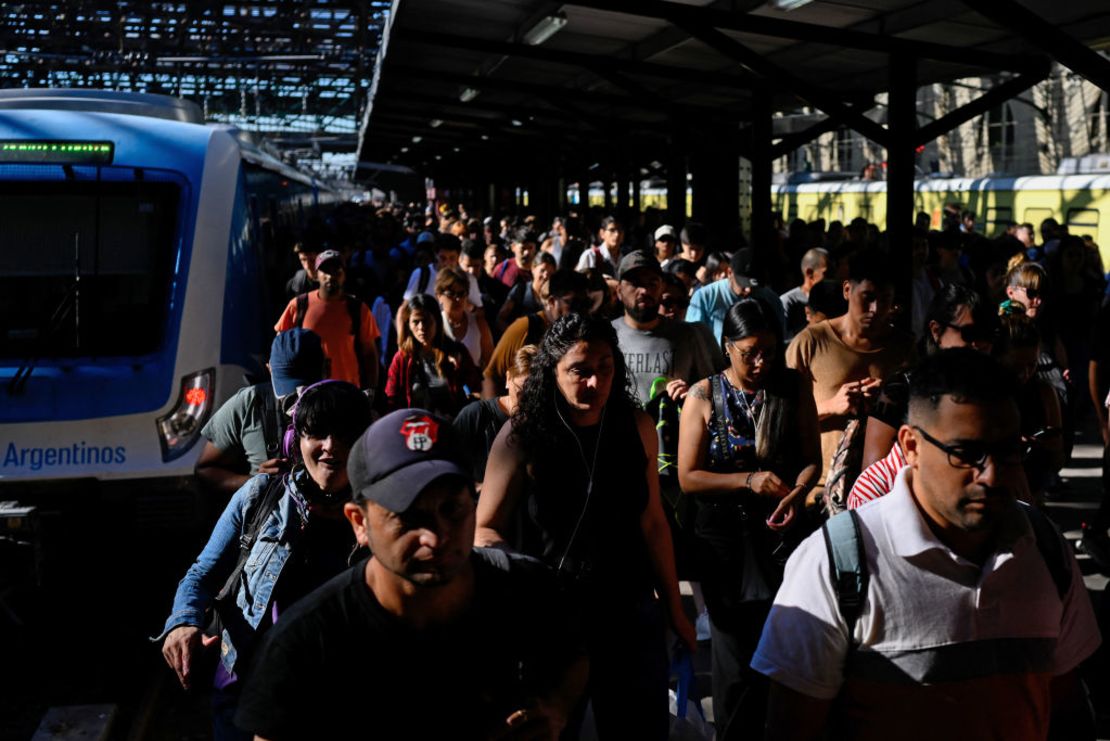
[654,225,677,241]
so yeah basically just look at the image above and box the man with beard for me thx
[786,250,912,491]
[752,350,1100,741]
[275,249,381,391]
[611,251,722,405]
[235,408,587,739]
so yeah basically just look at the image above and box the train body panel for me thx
[0,93,328,487]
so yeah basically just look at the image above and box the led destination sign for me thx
[0,140,114,165]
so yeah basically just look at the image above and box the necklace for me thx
[724,369,763,428]
[737,386,764,429]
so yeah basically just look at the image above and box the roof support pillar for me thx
[748,95,773,257]
[616,162,631,213]
[667,139,687,226]
[886,52,917,307]
[578,171,592,212]
[690,121,741,241]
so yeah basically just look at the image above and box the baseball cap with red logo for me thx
[346,408,471,512]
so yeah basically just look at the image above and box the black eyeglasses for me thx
[1015,285,1041,300]
[912,426,1026,471]
[943,322,993,344]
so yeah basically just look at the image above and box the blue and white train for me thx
[0,90,334,507]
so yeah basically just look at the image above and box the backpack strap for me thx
[294,293,309,329]
[822,509,868,640]
[215,475,287,604]
[257,384,283,457]
[1023,502,1072,600]
[344,295,370,388]
[710,374,731,461]
[525,313,545,346]
[417,265,431,294]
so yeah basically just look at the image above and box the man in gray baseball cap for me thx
[235,408,587,739]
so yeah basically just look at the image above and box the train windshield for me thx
[0,177,180,358]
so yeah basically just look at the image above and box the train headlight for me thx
[156,369,215,461]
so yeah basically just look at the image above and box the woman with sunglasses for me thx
[993,311,1064,503]
[159,382,372,740]
[677,298,820,740]
[386,292,479,417]
[1005,260,1072,461]
[435,266,493,369]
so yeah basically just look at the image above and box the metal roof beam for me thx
[566,0,1046,73]
[667,17,890,146]
[959,0,1110,92]
[383,65,716,120]
[912,63,1052,148]
[769,115,844,159]
[404,29,759,91]
[373,89,593,127]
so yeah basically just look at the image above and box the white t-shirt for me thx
[575,244,617,273]
[402,265,483,308]
[752,467,1100,739]
[443,310,482,366]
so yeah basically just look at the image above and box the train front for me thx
[0,105,242,508]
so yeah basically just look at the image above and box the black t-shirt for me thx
[868,368,911,430]
[1090,303,1110,389]
[452,398,509,482]
[235,549,581,740]
[285,269,317,300]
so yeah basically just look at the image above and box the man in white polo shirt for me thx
[752,349,1099,741]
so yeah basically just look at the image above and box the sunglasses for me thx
[660,296,689,310]
[943,322,994,344]
[913,425,1026,472]
[728,343,778,364]
[439,290,467,301]
[1015,285,1041,300]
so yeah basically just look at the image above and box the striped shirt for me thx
[846,444,907,509]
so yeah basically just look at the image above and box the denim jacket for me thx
[156,471,324,676]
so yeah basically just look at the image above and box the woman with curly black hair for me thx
[476,313,694,740]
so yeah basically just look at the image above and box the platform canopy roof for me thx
[1,1,390,178]
[357,0,1110,183]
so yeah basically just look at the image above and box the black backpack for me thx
[524,313,546,346]
[645,377,702,581]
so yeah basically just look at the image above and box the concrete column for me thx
[749,99,773,253]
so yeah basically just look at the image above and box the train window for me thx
[1023,207,1054,228]
[1067,208,1100,231]
[0,178,179,357]
[986,207,1012,235]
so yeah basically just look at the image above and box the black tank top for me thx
[525,403,653,604]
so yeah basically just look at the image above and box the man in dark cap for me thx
[612,251,721,405]
[275,249,381,391]
[235,408,587,740]
[194,328,325,496]
[686,247,786,343]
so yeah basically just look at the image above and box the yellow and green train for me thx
[583,176,1110,268]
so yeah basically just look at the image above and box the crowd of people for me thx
[158,199,1108,739]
